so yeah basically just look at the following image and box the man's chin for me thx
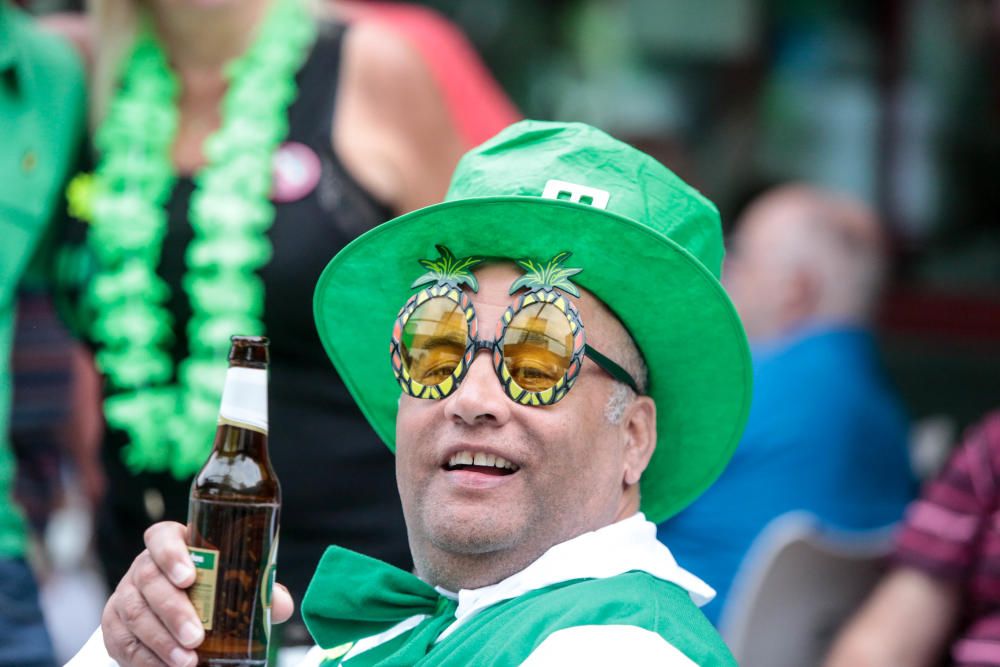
[425,513,523,556]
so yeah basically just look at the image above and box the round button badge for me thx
[271,142,322,203]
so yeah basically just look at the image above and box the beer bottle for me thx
[187,336,280,667]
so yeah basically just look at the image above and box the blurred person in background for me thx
[825,410,1000,667]
[0,1,85,665]
[656,184,917,625]
[52,0,516,647]
[10,292,74,538]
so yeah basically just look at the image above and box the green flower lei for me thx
[79,0,315,478]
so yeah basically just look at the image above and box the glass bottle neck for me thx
[218,366,268,434]
[214,422,270,460]
[213,365,270,458]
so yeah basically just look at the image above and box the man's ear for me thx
[621,395,656,486]
[784,267,820,324]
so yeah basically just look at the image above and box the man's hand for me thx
[101,521,295,667]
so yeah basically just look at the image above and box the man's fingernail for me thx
[178,621,203,647]
[170,647,196,667]
[171,563,194,584]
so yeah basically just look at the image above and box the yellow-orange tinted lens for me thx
[502,302,574,392]
[401,297,468,386]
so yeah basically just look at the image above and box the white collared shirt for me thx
[67,513,714,666]
[325,513,715,666]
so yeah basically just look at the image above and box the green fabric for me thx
[303,548,735,666]
[313,120,752,523]
[302,546,453,653]
[0,4,14,72]
[0,1,86,557]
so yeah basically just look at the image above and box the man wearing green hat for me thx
[78,120,751,666]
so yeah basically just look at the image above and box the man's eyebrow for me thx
[417,333,466,349]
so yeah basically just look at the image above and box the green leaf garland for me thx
[83,0,316,477]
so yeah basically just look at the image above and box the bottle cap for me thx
[229,336,270,369]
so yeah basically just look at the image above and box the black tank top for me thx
[95,24,411,635]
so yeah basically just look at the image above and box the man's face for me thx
[395,263,640,585]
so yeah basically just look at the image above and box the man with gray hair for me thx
[657,184,917,627]
[71,120,754,666]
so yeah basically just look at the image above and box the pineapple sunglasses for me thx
[389,247,640,407]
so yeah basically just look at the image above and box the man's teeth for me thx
[448,451,519,471]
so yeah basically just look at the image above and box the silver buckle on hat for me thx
[541,179,610,210]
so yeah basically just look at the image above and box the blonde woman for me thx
[55,0,507,647]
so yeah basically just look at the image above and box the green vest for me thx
[0,2,86,557]
[325,574,735,666]
[302,533,735,667]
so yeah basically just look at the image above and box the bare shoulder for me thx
[342,18,431,90]
[335,18,462,214]
[340,18,453,135]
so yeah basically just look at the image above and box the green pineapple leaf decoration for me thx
[411,244,485,291]
[510,251,583,297]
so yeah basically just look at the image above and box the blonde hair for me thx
[87,0,141,130]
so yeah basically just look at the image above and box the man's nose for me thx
[443,348,512,427]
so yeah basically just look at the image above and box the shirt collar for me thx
[436,513,715,641]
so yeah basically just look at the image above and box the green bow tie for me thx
[302,546,459,665]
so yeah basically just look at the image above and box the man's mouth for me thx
[443,451,520,476]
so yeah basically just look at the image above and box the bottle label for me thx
[187,546,220,630]
[219,367,268,433]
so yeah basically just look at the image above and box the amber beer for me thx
[187,336,280,666]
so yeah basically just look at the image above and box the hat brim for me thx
[313,196,752,523]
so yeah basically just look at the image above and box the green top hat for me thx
[313,120,752,523]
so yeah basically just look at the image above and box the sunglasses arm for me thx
[583,345,640,394]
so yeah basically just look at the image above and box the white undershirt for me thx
[67,513,714,666]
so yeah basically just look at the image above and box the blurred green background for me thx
[413,0,1000,431]
[25,0,1000,429]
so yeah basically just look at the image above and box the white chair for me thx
[719,512,895,667]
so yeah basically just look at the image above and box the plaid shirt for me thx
[895,411,1000,666]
